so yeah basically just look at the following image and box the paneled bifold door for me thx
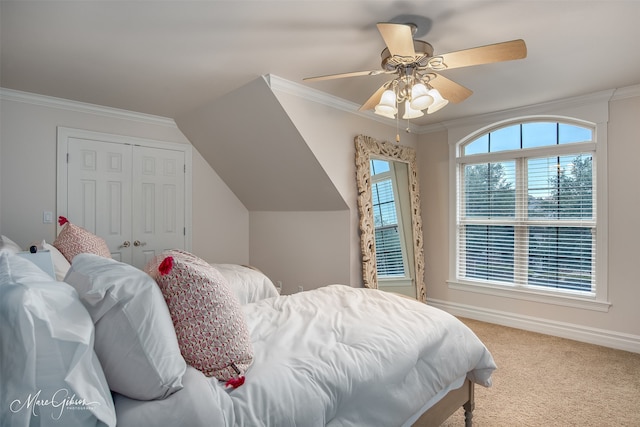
[58,128,191,270]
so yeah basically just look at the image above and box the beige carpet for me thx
[440,318,640,427]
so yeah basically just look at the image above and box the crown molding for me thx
[410,121,449,134]
[264,74,422,133]
[0,87,177,127]
[611,83,640,101]
[439,88,616,132]
[264,75,636,136]
[5,80,635,136]
[265,74,359,115]
[418,84,640,135]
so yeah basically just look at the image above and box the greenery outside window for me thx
[456,120,598,297]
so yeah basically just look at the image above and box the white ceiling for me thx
[1,1,640,127]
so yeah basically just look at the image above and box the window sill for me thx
[447,279,611,312]
[378,277,413,287]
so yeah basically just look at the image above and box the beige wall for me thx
[190,147,249,264]
[0,86,400,293]
[416,128,450,301]
[271,87,418,288]
[0,91,249,264]
[249,211,350,295]
[417,90,640,352]
[3,84,638,351]
[606,95,640,332]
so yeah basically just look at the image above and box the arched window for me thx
[454,119,599,297]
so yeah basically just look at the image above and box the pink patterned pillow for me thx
[53,217,111,263]
[145,250,253,381]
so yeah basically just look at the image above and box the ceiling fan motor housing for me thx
[381,40,434,71]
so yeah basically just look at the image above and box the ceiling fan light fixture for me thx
[409,83,433,110]
[374,108,397,119]
[426,88,449,114]
[402,100,424,119]
[374,89,398,118]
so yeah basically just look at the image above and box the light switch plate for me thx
[43,211,53,224]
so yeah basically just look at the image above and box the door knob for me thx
[120,241,131,248]
[133,240,146,247]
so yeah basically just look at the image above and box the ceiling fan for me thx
[304,22,527,118]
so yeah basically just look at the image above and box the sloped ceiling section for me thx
[176,76,346,212]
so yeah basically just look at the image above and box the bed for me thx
[1,235,495,427]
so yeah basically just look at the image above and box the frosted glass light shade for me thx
[409,83,434,110]
[374,90,397,118]
[402,100,424,119]
[374,108,397,119]
[426,88,449,114]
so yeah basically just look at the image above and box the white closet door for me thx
[67,138,133,262]
[132,146,186,269]
[60,128,191,269]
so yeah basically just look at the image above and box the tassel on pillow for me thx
[158,256,174,276]
[225,376,245,389]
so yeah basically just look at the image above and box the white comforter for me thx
[114,285,496,427]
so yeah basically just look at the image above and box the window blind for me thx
[458,134,596,293]
[375,226,405,276]
[372,177,405,277]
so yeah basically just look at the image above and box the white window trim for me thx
[447,92,611,312]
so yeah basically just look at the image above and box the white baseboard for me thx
[428,298,640,354]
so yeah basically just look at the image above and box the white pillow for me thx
[0,234,22,254]
[212,263,279,304]
[43,240,71,281]
[0,253,116,427]
[64,254,186,400]
[113,367,227,427]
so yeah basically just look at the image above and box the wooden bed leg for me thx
[411,378,476,427]
[463,379,475,427]
[464,407,473,427]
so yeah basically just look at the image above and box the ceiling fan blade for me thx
[377,23,416,58]
[303,70,386,82]
[429,74,473,104]
[359,83,391,111]
[439,39,527,70]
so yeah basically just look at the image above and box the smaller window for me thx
[463,122,595,155]
[559,123,592,144]
[522,122,554,148]
[371,159,391,175]
[490,124,521,152]
[464,134,488,155]
[370,159,409,278]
